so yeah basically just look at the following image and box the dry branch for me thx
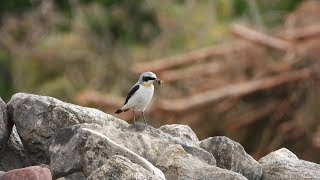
[224,101,278,132]
[312,126,320,149]
[159,61,223,83]
[231,24,292,51]
[280,25,320,40]
[131,41,247,74]
[158,68,313,113]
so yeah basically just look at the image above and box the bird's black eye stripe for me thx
[143,76,156,82]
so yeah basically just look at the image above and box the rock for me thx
[7,93,203,167]
[54,122,200,166]
[156,144,248,180]
[0,171,5,178]
[90,123,202,165]
[0,126,31,171]
[49,125,165,179]
[259,148,320,180]
[50,122,210,179]
[49,125,84,178]
[0,97,12,152]
[87,155,162,180]
[7,93,128,164]
[116,124,182,164]
[159,124,199,145]
[0,165,52,180]
[199,136,262,180]
[80,128,165,179]
[4,93,320,180]
[258,148,298,163]
[56,172,86,180]
[180,144,216,166]
[49,121,212,178]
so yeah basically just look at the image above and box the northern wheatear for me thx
[115,72,162,124]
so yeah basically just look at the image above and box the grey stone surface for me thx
[87,155,162,180]
[80,128,165,179]
[49,125,84,178]
[159,124,199,146]
[49,122,210,179]
[49,125,165,179]
[259,148,320,180]
[0,126,31,171]
[0,97,11,152]
[156,144,248,180]
[70,123,201,165]
[180,144,216,166]
[7,93,128,164]
[0,171,5,178]
[101,123,174,165]
[199,136,262,180]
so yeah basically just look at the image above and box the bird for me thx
[115,72,162,125]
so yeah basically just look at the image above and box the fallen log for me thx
[158,68,313,113]
[131,41,248,74]
[280,24,320,40]
[231,24,292,51]
[224,101,278,132]
[159,61,223,83]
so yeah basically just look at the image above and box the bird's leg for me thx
[141,111,147,125]
[132,109,136,125]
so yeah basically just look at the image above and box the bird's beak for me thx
[156,78,163,86]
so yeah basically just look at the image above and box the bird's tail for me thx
[115,109,123,114]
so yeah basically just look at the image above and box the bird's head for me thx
[139,72,163,86]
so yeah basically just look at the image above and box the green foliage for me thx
[82,1,160,43]
[0,0,159,43]
[0,50,14,101]
[259,0,303,12]
[233,0,303,15]
[233,0,248,16]
[0,0,35,17]
[233,0,303,26]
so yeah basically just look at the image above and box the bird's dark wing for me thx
[123,84,140,105]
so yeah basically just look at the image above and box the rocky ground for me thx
[0,93,319,180]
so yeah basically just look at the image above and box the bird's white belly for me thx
[127,85,154,111]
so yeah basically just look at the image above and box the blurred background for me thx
[1,0,320,163]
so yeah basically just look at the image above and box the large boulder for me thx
[80,128,165,179]
[49,125,84,178]
[0,126,31,171]
[0,165,51,180]
[49,125,165,179]
[0,97,11,152]
[259,148,320,180]
[158,125,216,165]
[199,136,262,180]
[180,144,216,166]
[156,144,247,180]
[87,155,162,180]
[7,93,127,164]
[49,122,215,179]
[7,93,209,168]
[159,124,199,146]
[51,121,207,167]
